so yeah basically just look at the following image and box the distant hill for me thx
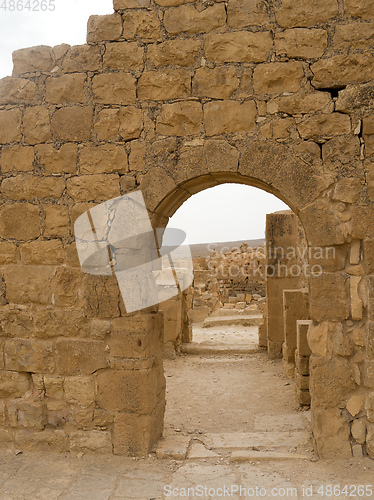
[188,238,265,258]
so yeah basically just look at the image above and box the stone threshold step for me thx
[230,450,311,462]
[180,343,261,355]
[203,431,310,449]
[203,315,262,328]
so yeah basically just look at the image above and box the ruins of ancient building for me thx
[0,0,374,458]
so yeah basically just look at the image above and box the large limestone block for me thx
[66,174,120,202]
[20,240,64,266]
[268,91,332,115]
[137,70,191,100]
[204,139,239,172]
[275,0,338,28]
[205,32,273,64]
[0,145,34,173]
[69,430,112,453]
[36,143,77,174]
[93,73,136,105]
[119,106,143,141]
[193,67,239,99]
[51,106,93,141]
[275,28,327,59]
[164,3,226,34]
[87,14,123,42]
[156,101,203,136]
[84,275,121,319]
[307,321,352,358]
[147,39,200,67]
[0,76,38,105]
[96,369,158,413]
[64,376,96,407]
[122,10,161,42]
[204,100,257,136]
[62,45,101,73]
[0,109,22,144]
[0,242,18,264]
[103,42,144,70]
[45,74,86,104]
[310,356,355,408]
[44,205,69,237]
[351,206,374,239]
[3,265,55,304]
[79,144,128,174]
[1,174,65,201]
[312,408,352,458]
[311,54,374,88]
[297,113,351,140]
[227,0,271,28]
[94,109,120,141]
[0,371,31,398]
[344,0,374,19]
[4,339,54,373]
[334,22,374,51]
[23,106,51,145]
[55,339,107,375]
[33,307,90,339]
[15,428,68,452]
[309,273,350,322]
[0,203,40,240]
[335,82,374,114]
[12,45,54,74]
[253,62,304,94]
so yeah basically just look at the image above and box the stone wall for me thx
[0,0,374,457]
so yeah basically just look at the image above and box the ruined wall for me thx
[0,0,374,457]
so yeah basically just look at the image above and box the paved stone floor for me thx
[0,449,373,499]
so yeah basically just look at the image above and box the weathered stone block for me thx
[114,0,151,7]
[0,203,40,240]
[79,144,128,175]
[122,10,161,42]
[23,106,51,145]
[253,62,304,94]
[128,140,145,171]
[69,430,112,453]
[164,4,226,34]
[3,265,54,304]
[0,242,18,264]
[147,39,200,67]
[0,109,22,144]
[103,42,144,70]
[5,339,54,373]
[93,73,136,105]
[20,240,64,265]
[334,22,374,51]
[64,376,96,407]
[46,74,86,104]
[156,101,203,136]
[193,67,239,99]
[1,175,65,201]
[204,139,239,172]
[84,275,121,319]
[94,109,120,141]
[44,375,64,399]
[0,145,34,173]
[363,114,374,156]
[12,45,54,74]
[137,69,191,100]
[309,274,349,322]
[15,428,68,452]
[87,14,123,43]
[205,32,272,64]
[96,369,158,413]
[51,106,93,141]
[0,371,31,397]
[312,408,352,458]
[367,424,374,459]
[113,411,157,455]
[204,100,257,136]
[275,29,327,59]
[297,113,351,140]
[56,339,107,375]
[344,0,374,19]
[33,307,89,339]
[297,320,312,357]
[66,174,120,202]
[62,45,101,73]
[275,0,338,28]
[36,143,77,174]
[0,76,38,105]
[227,0,270,28]
[44,205,69,237]
[268,91,332,115]
[351,206,374,239]
[119,106,142,141]
[311,54,374,89]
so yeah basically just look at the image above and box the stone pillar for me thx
[282,289,309,378]
[265,211,307,359]
[295,319,312,405]
[100,312,165,456]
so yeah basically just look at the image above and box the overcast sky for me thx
[0,2,289,244]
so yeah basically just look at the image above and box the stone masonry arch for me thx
[0,0,374,458]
